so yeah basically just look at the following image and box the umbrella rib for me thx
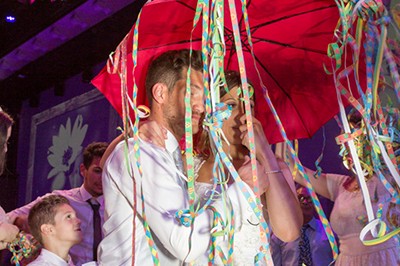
[224,27,236,49]
[249,51,311,137]
[225,46,237,70]
[225,5,334,55]
[246,48,291,100]
[175,0,196,11]
[138,39,202,51]
[250,5,336,31]
[250,36,327,55]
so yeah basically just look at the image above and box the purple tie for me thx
[298,224,313,266]
[87,199,101,261]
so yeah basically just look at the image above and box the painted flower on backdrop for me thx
[47,115,88,190]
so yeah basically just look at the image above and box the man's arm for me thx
[0,241,7,250]
[0,222,19,250]
[239,117,302,242]
[99,120,167,169]
[7,194,50,232]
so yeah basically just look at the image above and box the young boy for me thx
[28,195,83,266]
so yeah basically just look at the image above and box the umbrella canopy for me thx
[92,0,361,144]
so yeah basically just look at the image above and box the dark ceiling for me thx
[0,0,147,210]
[0,0,146,114]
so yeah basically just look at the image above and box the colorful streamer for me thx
[327,0,400,248]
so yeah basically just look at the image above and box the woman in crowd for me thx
[0,108,19,250]
[277,111,400,265]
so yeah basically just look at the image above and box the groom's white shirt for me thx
[98,130,254,265]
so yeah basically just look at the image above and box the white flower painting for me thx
[47,115,88,190]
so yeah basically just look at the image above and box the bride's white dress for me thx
[193,156,268,266]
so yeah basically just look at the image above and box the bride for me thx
[192,70,301,265]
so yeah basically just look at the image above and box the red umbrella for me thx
[92,0,361,144]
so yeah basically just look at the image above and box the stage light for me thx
[5,16,16,23]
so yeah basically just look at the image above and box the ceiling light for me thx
[5,16,16,23]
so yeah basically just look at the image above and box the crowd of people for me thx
[0,49,398,266]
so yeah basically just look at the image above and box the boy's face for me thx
[52,203,83,246]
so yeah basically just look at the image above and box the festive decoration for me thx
[92,0,354,145]
[8,231,41,266]
[327,0,400,248]
[91,0,349,264]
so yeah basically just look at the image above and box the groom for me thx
[98,49,263,265]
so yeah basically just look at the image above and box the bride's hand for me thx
[238,155,269,195]
[138,120,167,148]
[238,115,270,157]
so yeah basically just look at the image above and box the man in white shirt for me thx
[8,142,108,266]
[27,195,82,266]
[98,49,265,265]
